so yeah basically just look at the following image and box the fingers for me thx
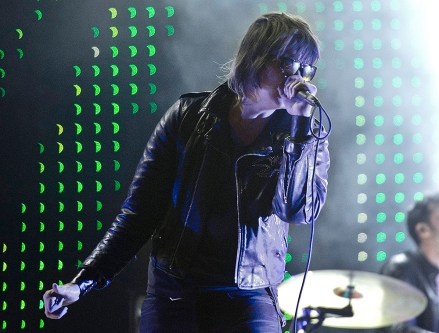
[283,76,317,100]
[43,287,66,319]
[282,75,304,99]
[45,302,68,319]
[43,282,81,319]
[280,76,317,116]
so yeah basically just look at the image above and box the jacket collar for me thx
[198,82,292,154]
[199,82,235,120]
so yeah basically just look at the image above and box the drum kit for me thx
[277,270,427,332]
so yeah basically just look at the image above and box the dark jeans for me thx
[139,288,283,333]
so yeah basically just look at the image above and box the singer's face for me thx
[251,51,317,115]
[256,58,300,109]
[259,61,285,93]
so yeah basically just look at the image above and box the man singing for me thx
[44,12,330,332]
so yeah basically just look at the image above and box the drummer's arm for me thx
[379,256,432,333]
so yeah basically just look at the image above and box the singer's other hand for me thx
[279,75,317,117]
[43,282,80,319]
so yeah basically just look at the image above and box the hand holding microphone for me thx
[280,75,318,116]
[281,73,331,140]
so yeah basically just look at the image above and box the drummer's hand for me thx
[43,283,80,319]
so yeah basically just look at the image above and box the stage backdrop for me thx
[1,1,438,332]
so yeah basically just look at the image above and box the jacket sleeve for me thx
[71,99,183,294]
[272,115,329,224]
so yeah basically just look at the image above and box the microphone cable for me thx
[290,94,331,333]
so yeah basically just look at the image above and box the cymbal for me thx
[277,270,427,329]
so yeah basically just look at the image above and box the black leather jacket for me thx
[72,83,330,293]
[380,251,439,333]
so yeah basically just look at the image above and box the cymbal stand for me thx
[296,285,355,332]
[296,304,354,332]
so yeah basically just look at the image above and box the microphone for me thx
[297,90,319,106]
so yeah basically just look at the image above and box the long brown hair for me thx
[227,12,320,100]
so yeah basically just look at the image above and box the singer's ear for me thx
[415,222,431,240]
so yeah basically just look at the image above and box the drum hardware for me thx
[278,270,427,330]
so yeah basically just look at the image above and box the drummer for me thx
[380,194,439,332]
